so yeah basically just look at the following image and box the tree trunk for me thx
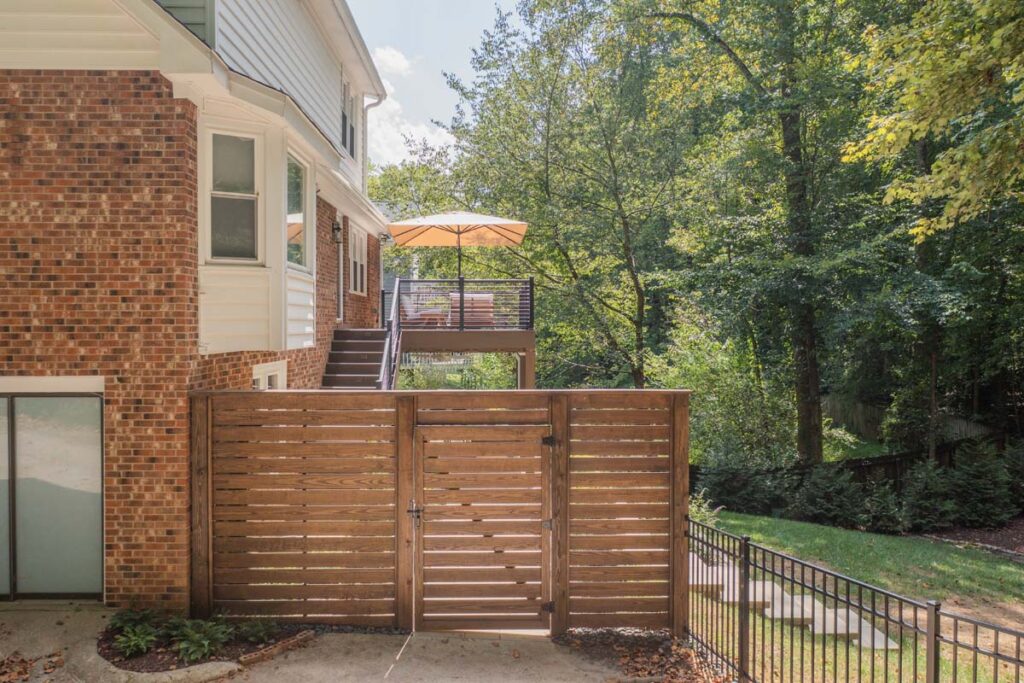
[780,107,824,464]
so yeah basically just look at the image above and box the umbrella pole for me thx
[457,232,462,280]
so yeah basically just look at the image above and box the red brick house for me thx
[0,0,386,609]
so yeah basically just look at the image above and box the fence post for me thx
[458,277,465,331]
[549,393,570,635]
[395,396,416,630]
[926,600,941,683]
[670,393,690,638]
[189,395,213,618]
[528,277,535,329]
[738,536,751,681]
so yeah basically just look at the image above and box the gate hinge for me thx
[541,435,556,447]
[541,519,553,530]
[540,601,555,613]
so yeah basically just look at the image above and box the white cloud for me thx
[367,78,454,167]
[373,46,414,78]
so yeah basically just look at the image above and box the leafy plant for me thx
[786,466,863,528]
[948,441,1017,528]
[1004,442,1024,511]
[236,620,279,645]
[113,623,158,658]
[169,618,235,664]
[901,460,956,532]
[697,462,793,516]
[859,482,904,534]
[688,489,720,528]
[109,609,161,634]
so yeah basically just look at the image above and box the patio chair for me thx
[449,292,495,328]
[400,293,445,328]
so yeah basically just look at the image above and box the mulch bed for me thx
[97,622,408,673]
[929,515,1024,558]
[553,628,726,682]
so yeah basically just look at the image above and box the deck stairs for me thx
[689,553,899,650]
[322,329,386,390]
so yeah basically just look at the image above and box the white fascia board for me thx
[316,164,387,233]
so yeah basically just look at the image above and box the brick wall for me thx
[342,222,381,328]
[0,70,197,609]
[190,195,341,391]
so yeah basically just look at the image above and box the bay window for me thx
[350,225,367,295]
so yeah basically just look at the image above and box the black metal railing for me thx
[688,519,1024,682]
[382,278,534,331]
[378,277,403,390]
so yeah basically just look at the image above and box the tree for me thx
[845,0,1024,239]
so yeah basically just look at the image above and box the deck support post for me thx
[517,349,536,389]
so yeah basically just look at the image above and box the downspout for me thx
[362,93,385,193]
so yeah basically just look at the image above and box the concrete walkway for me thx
[237,631,620,683]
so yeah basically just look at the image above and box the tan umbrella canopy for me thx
[386,211,528,278]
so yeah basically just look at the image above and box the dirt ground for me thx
[931,515,1024,556]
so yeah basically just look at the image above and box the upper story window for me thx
[211,133,259,261]
[286,154,308,268]
[341,80,356,159]
[349,225,367,295]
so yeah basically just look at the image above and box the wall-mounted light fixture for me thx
[332,218,343,244]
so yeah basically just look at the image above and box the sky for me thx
[347,0,518,167]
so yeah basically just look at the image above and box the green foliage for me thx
[235,620,279,645]
[113,624,158,659]
[901,460,957,532]
[786,467,864,528]
[688,488,720,528]
[168,618,235,664]
[109,609,161,634]
[948,441,1018,528]
[1006,442,1024,510]
[697,462,793,516]
[859,482,904,534]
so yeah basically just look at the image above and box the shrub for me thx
[114,624,158,658]
[688,489,720,528]
[236,620,279,645]
[901,460,956,532]
[1005,442,1024,511]
[786,466,863,528]
[169,618,235,664]
[859,482,903,534]
[948,441,1017,528]
[697,462,793,515]
[109,609,161,634]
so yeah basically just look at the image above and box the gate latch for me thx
[541,435,556,447]
[407,499,423,528]
[540,601,555,613]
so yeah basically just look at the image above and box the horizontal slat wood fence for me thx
[190,390,689,635]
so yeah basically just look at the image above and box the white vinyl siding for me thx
[216,0,342,150]
[286,271,316,350]
[198,266,272,353]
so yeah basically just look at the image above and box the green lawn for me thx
[717,511,1024,606]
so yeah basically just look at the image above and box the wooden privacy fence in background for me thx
[190,389,690,634]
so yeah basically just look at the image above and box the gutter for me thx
[362,93,386,193]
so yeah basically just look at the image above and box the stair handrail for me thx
[378,277,402,389]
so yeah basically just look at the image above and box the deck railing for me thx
[382,278,534,331]
[688,518,1024,682]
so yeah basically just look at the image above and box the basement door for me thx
[413,424,552,631]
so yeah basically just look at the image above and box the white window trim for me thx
[252,360,287,390]
[284,150,315,275]
[200,126,265,266]
[349,223,368,296]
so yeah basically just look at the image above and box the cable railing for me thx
[383,278,534,331]
[688,518,1023,682]
[378,277,402,390]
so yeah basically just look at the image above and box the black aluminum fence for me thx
[688,519,1023,682]
[383,278,533,331]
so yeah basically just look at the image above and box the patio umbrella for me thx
[386,211,528,279]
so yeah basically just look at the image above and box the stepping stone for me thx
[764,595,816,624]
[808,606,865,637]
[720,580,786,609]
[850,618,900,650]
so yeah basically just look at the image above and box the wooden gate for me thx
[414,392,552,630]
[190,390,689,636]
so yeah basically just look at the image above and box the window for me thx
[349,225,367,295]
[210,133,258,260]
[342,80,356,159]
[286,154,307,268]
[252,360,287,390]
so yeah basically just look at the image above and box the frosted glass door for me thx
[0,399,9,597]
[14,397,102,595]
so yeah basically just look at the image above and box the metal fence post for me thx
[926,600,941,683]
[738,535,751,681]
[458,276,465,331]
